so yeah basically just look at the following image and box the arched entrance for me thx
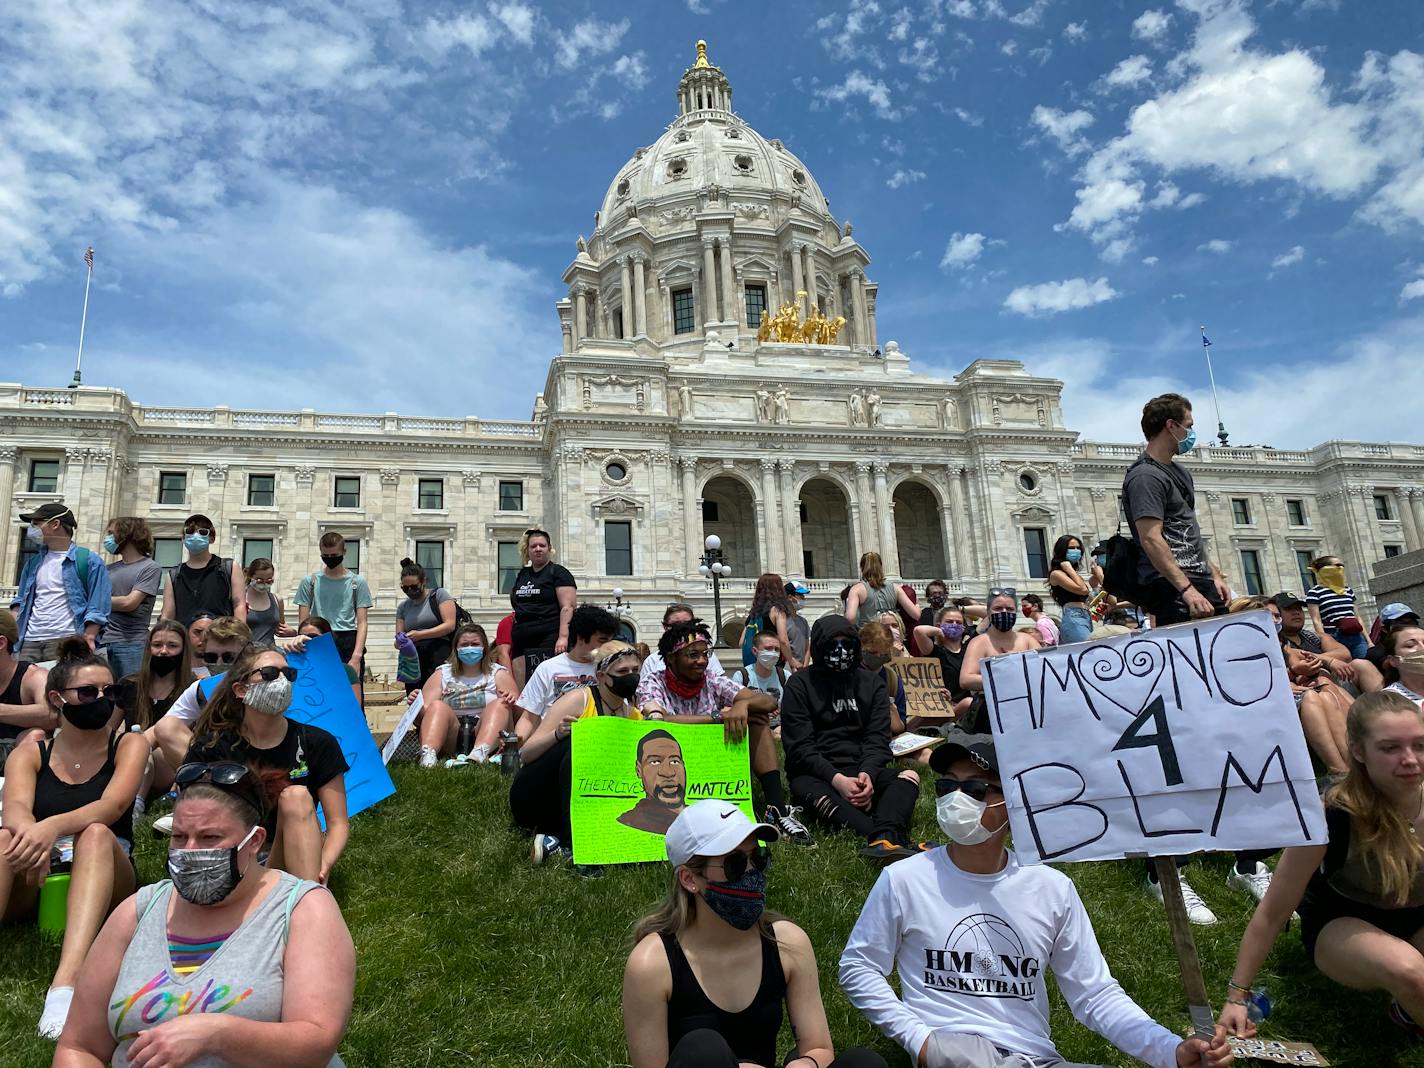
[799,477,855,579]
[701,475,760,578]
[893,480,947,579]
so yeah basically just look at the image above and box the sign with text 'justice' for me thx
[982,612,1327,864]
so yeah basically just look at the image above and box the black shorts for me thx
[332,630,365,672]
[1138,575,1224,627]
[510,618,558,659]
[1299,882,1424,961]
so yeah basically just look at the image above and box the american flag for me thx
[84,246,94,270]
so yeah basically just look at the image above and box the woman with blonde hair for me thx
[509,527,578,670]
[414,622,517,767]
[623,799,886,1068]
[1220,690,1424,1040]
[844,552,919,628]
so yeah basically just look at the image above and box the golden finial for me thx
[695,40,710,67]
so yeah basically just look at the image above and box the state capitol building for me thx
[4,43,1421,664]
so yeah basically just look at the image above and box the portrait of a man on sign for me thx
[617,729,688,834]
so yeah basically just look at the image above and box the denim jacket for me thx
[10,543,112,643]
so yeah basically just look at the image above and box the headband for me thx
[597,646,638,673]
[666,629,710,656]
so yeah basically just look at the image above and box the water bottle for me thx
[499,731,522,777]
[456,718,475,755]
[1245,987,1272,1025]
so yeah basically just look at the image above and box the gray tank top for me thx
[859,581,898,618]
[108,871,343,1067]
[244,596,281,646]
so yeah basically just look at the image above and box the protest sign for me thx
[382,693,424,765]
[570,717,752,866]
[1227,1038,1329,1065]
[981,612,1327,865]
[200,635,394,823]
[891,657,955,719]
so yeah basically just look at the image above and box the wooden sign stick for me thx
[1153,857,1217,1067]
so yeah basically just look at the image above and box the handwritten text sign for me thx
[1228,1038,1329,1066]
[892,657,955,719]
[569,717,751,866]
[982,613,1326,864]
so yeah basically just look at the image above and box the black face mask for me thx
[320,554,345,570]
[149,653,183,677]
[607,673,641,700]
[61,695,114,731]
[823,638,860,672]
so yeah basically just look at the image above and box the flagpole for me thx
[1199,324,1228,446]
[70,247,93,389]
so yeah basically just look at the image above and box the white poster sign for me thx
[981,612,1327,864]
[381,693,423,765]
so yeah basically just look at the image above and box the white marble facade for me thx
[4,43,1423,673]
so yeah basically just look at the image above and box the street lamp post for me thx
[697,534,733,639]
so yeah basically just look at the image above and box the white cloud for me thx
[899,39,940,81]
[1031,105,1095,154]
[1142,256,1159,266]
[886,168,927,188]
[555,17,629,69]
[1197,239,1233,253]
[1402,278,1424,302]
[888,7,914,41]
[817,70,900,120]
[1000,39,1019,57]
[954,107,984,127]
[943,0,977,16]
[941,231,988,269]
[1102,55,1153,90]
[493,3,536,44]
[1271,245,1306,268]
[1063,21,1088,42]
[1132,9,1172,43]
[1003,276,1118,316]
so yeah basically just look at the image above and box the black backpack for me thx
[1099,530,1145,602]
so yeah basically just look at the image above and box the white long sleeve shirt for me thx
[838,849,1182,1068]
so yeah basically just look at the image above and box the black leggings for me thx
[667,1028,887,1068]
[509,734,573,844]
[790,768,919,845]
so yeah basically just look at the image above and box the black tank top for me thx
[32,729,133,843]
[0,661,35,741]
[661,929,786,1067]
[1049,572,1087,607]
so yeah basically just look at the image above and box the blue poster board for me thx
[198,634,394,822]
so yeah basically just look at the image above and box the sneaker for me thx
[469,744,491,765]
[419,745,438,769]
[765,805,816,848]
[1145,873,1218,925]
[1227,861,1273,903]
[442,754,471,769]
[859,839,915,864]
[531,834,567,865]
[910,840,942,853]
[1390,1000,1424,1040]
[151,814,174,837]
[38,985,73,1039]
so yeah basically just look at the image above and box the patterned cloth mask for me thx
[243,675,293,716]
[168,826,259,906]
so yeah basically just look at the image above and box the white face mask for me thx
[243,674,293,716]
[249,580,272,594]
[936,790,1004,846]
[755,649,780,668]
[25,524,44,546]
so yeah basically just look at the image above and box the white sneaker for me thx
[1145,873,1218,925]
[419,745,438,768]
[38,985,74,1039]
[152,814,174,837]
[1227,861,1274,903]
[469,744,491,765]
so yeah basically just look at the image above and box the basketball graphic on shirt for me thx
[922,913,1040,1000]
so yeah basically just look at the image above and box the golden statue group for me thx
[756,290,847,345]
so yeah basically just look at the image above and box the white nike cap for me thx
[665,799,779,867]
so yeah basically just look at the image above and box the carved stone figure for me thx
[865,389,882,426]
[942,395,958,429]
[848,390,865,426]
[772,387,790,424]
[678,384,694,418]
[756,389,772,422]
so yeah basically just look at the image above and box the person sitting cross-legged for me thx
[414,623,517,767]
[780,617,928,863]
[840,729,1233,1068]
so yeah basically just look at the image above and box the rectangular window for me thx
[799,501,808,523]
[415,540,445,589]
[1231,498,1251,525]
[615,309,625,340]
[1286,499,1306,526]
[702,500,719,522]
[27,459,60,493]
[1240,549,1263,596]
[333,476,361,509]
[672,287,696,334]
[1023,527,1049,580]
[15,532,40,584]
[1385,544,1403,559]
[605,521,633,576]
[1375,494,1393,521]
[497,541,521,594]
[342,539,362,575]
[745,284,768,328]
[242,539,274,567]
[154,538,183,570]
[247,474,276,507]
[803,549,815,579]
[498,480,523,511]
[417,478,444,510]
[1116,494,1127,524]
[1295,550,1314,593]
[158,471,187,505]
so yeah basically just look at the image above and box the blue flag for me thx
[1202,334,1213,347]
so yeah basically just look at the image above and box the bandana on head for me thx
[666,630,710,657]
[597,647,638,673]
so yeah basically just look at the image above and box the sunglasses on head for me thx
[935,777,1002,802]
[202,650,239,665]
[248,665,298,683]
[713,844,771,882]
[65,684,118,703]
[176,761,253,789]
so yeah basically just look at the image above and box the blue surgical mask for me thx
[1066,549,1082,564]
[1093,553,1107,568]
[457,646,485,666]
[184,533,210,554]
[103,534,120,555]
[1174,424,1196,455]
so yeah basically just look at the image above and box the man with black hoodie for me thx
[780,616,927,862]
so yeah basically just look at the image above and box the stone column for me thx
[942,465,965,580]
[866,286,878,348]
[789,244,805,317]
[680,456,700,577]
[0,447,15,585]
[778,460,802,577]
[1410,489,1424,553]
[572,287,587,347]
[852,268,870,347]
[660,283,672,338]
[619,257,633,339]
[759,459,782,573]
[852,462,874,558]
[872,461,897,569]
[718,239,735,324]
[702,241,718,328]
[632,255,648,337]
[802,245,818,314]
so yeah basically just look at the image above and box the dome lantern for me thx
[677,40,732,117]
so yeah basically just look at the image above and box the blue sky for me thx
[3,0,1422,448]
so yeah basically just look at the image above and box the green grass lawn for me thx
[1,767,1412,1066]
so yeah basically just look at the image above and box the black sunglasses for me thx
[176,761,253,789]
[201,650,239,665]
[935,777,1003,802]
[65,684,118,702]
[248,665,298,683]
[714,844,772,882]
[400,583,422,592]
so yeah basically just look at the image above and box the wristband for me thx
[1224,996,1248,1007]
[1227,980,1252,994]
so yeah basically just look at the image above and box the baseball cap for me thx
[1381,602,1420,622]
[665,799,779,867]
[1271,592,1305,610]
[929,728,999,776]
[18,501,75,526]
[784,581,809,596]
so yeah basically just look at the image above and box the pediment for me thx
[591,494,645,518]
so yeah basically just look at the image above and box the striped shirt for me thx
[168,930,234,975]
[1306,584,1357,627]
